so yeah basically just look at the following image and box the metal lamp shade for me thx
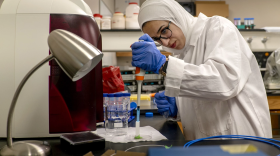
[48,29,103,81]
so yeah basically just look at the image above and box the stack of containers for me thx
[125,2,140,29]
[106,94,115,136]
[112,12,125,29]
[104,93,128,136]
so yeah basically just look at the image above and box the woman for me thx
[131,0,272,140]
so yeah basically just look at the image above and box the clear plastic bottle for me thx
[103,93,108,123]
[122,93,131,120]
[233,18,241,27]
[153,91,169,119]
[244,18,250,29]
[153,98,169,118]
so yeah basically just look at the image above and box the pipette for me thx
[135,67,145,137]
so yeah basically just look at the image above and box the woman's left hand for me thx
[154,91,177,117]
[131,34,166,74]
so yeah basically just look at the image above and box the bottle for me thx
[250,18,255,29]
[111,12,125,29]
[125,2,140,18]
[101,16,111,30]
[126,13,140,29]
[233,18,241,27]
[93,14,102,29]
[244,18,250,29]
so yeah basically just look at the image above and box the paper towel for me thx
[96,126,168,143]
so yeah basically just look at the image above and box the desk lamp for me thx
[0,29,103,156]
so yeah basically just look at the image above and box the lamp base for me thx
[0,140,51,156]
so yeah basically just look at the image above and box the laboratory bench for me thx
[0,114,280,156]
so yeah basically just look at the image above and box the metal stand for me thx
[0,141,51,156]
[0,55,54,156]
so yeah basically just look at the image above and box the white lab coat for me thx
[165,13,272,140]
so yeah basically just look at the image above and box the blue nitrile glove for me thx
[131,34,166,74]
[154,91,177,117]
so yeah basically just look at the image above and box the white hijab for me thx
[138,0,197,55]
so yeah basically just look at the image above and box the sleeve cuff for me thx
[165,56,185,97]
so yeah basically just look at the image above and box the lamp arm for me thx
[7,54,55,147]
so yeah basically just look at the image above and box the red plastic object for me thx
[93,14,102,18]
[102,66,125,93]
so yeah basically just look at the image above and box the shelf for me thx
[238,29,266,32]
[100,29,141,32]
[116,52,172,57]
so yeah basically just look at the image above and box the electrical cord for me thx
[109,145,166,156]
[184,135,280,150]
[125,145,165,152]
[185,135,280,147]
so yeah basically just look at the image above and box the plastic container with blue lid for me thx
[114,93,123,97]
[107,94,114,97]
[234,18,241,26]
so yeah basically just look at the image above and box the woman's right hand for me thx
[131,34,166,74]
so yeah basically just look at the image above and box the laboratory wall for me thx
[84,0,99,14]
[224,0,280,28]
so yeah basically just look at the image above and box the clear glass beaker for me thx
[105,93,128,137]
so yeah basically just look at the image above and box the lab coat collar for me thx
[189,13,208,46]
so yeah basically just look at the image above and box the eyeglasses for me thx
[152,21,172,45]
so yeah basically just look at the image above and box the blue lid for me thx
[130,102,137,108]
[145,112,153,117]
[234,18,240,20]
[103,93,108,97]
[114,93,122,97]
[123,93,131,96]
[251,18,254,20]
[107,94,114,97]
